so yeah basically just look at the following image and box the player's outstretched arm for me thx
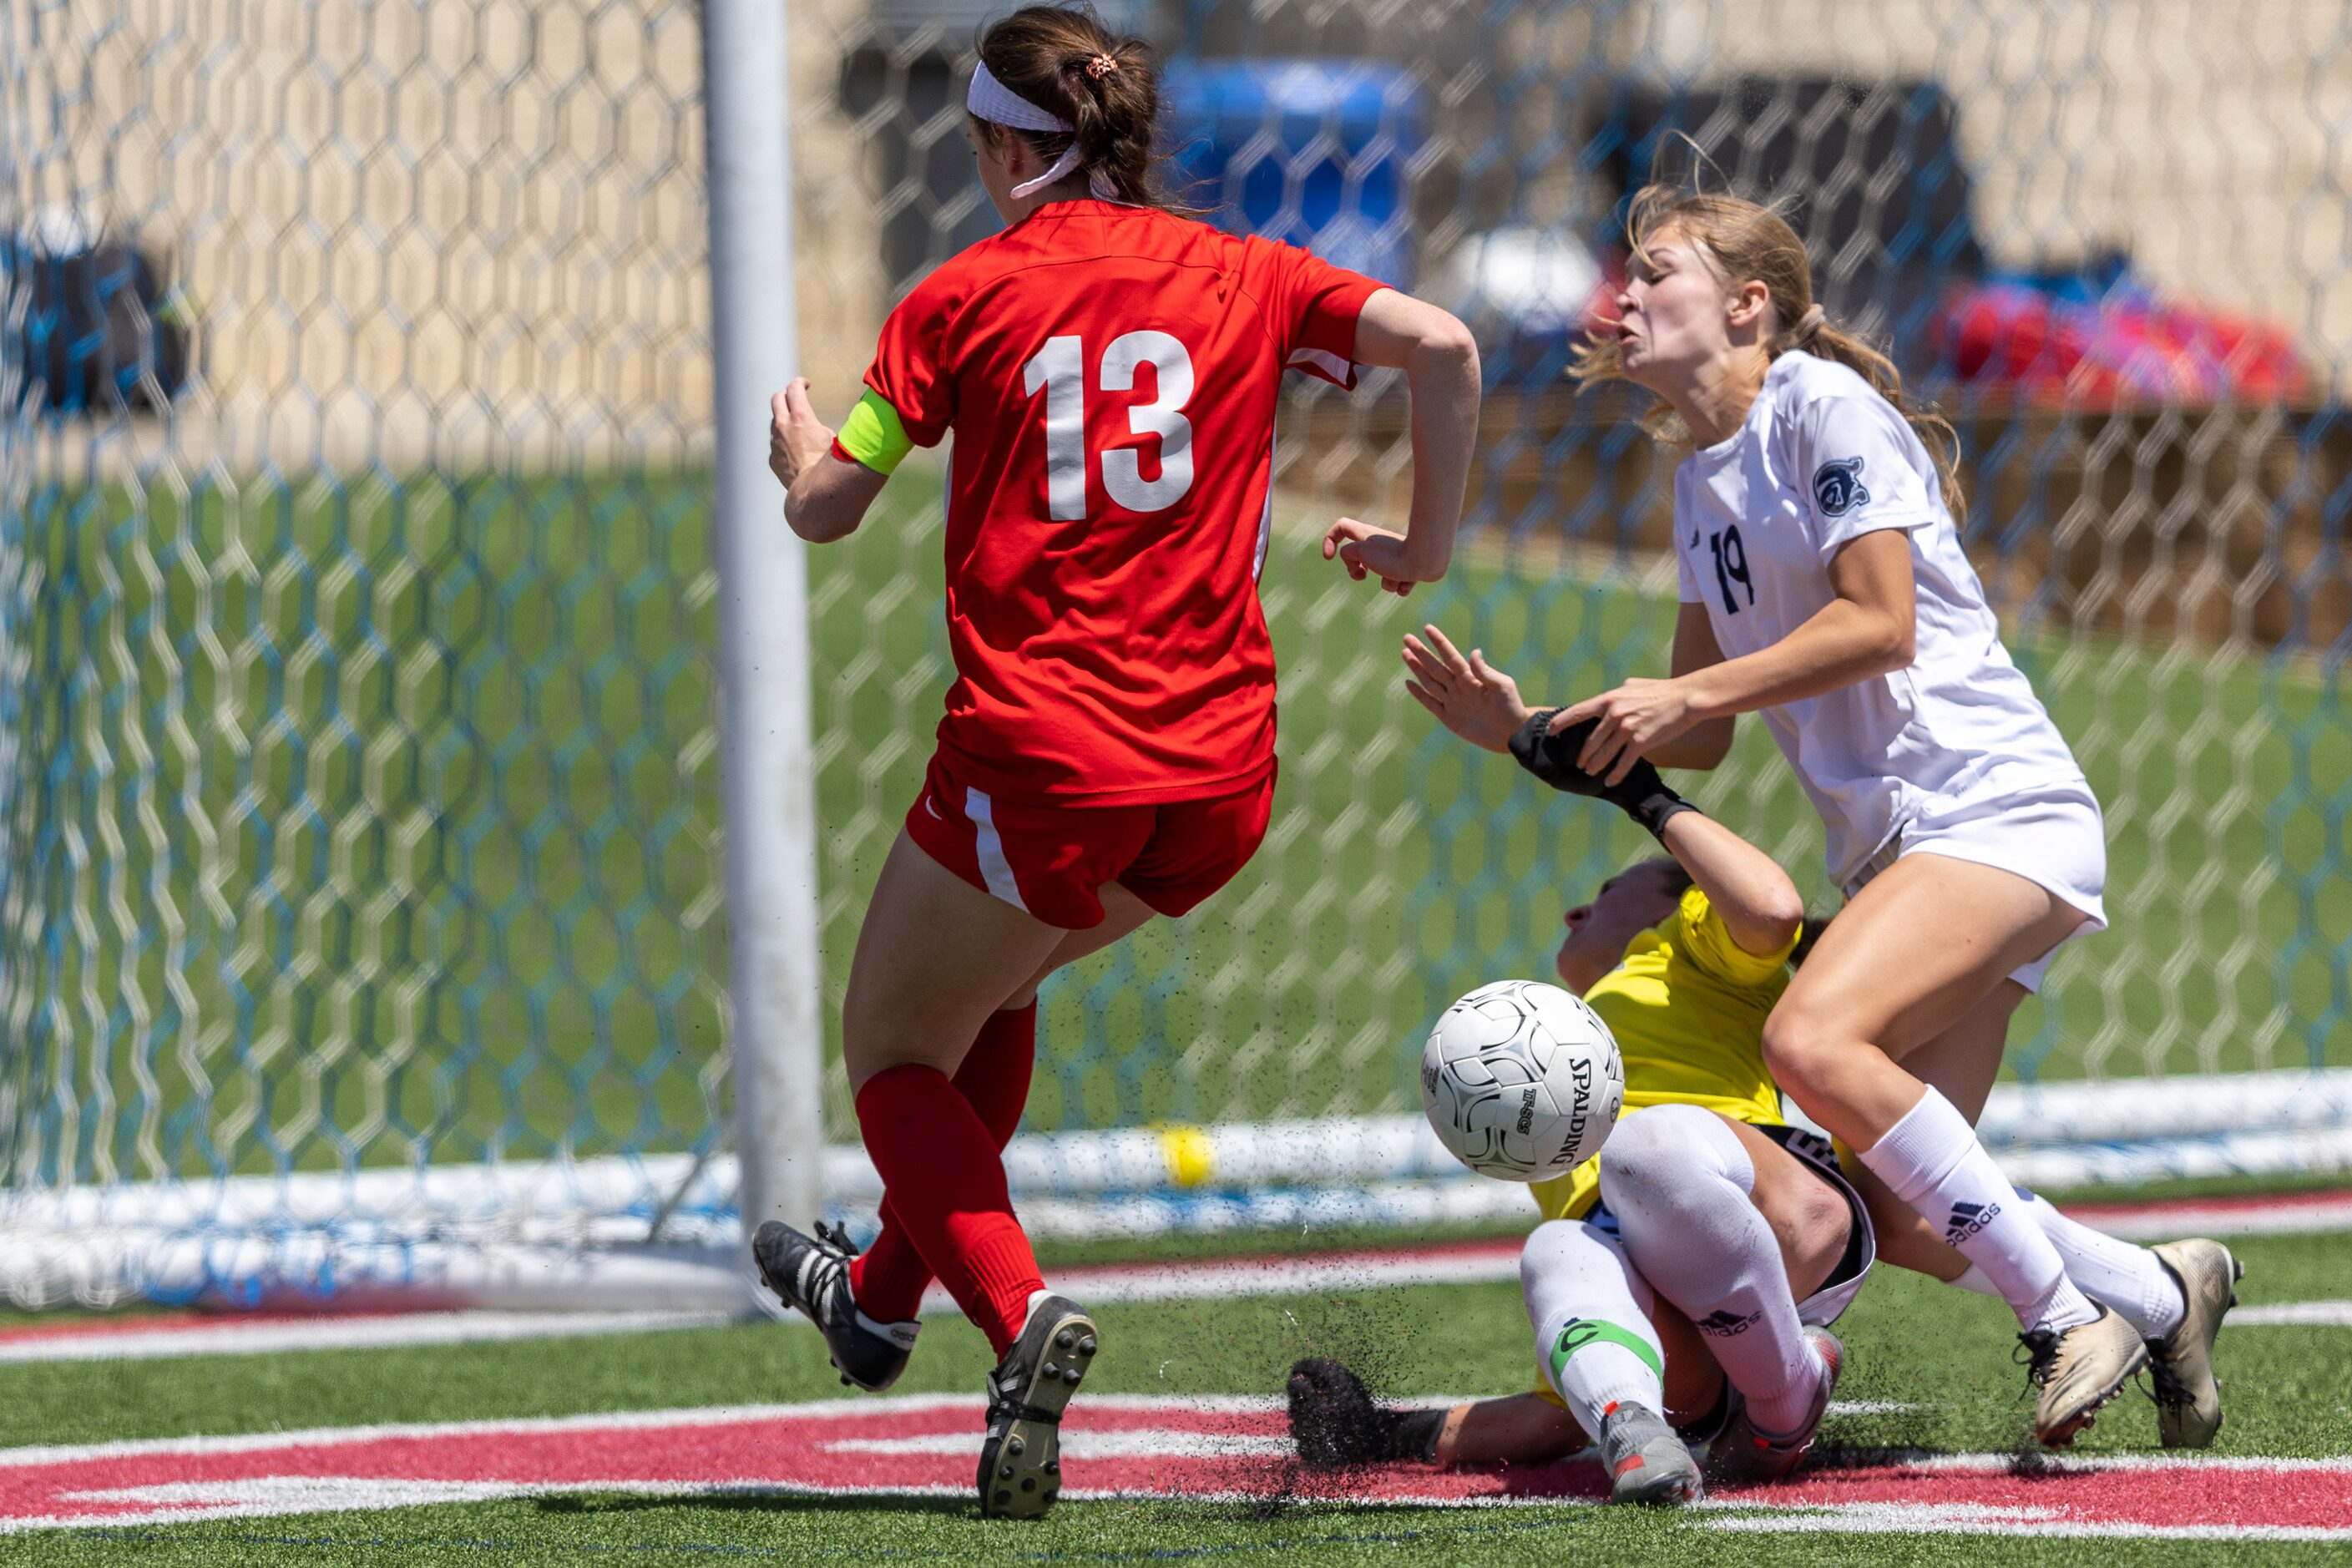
[770,379,887,544]
[1653,810,1805,958]
[1400,622,1530,751]
[1320,289,1479,597]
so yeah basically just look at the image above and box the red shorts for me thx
[903,751,1276,929]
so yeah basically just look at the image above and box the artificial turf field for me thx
[1,1192,2346,1563]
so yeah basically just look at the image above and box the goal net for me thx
[2,0,2347,1308]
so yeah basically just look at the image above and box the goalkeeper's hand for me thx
[1509,710,1699,842]
[1401,624,1531,752]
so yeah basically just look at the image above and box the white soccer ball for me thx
[1419,979,1626,1181]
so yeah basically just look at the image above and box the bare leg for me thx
[1001,881,1159,1009]
[1435,1393,1584,1465]
[1852,984,2026,1282]
[1763,854,2081,1149]
[1434,1302,1723,1465]
[842,832,1070,1089]
[1768,854,2112,1348]
[1716,1115,1853,1299]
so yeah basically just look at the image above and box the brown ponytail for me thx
[1571,181,1968,526]
[974,5,1182,211]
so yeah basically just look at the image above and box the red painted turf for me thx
[2,1397,2344,1537]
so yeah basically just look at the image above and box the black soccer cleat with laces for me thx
[751,1219,918,1393]
[977,1294,1099,1520]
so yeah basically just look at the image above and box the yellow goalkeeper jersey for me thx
[1530,885,1797,1226]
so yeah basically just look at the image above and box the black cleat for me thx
[751,1220,918,1393]
[977,1294,1098,1520]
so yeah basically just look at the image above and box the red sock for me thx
[853,1060,1044,1357]
[850,1004,1036,1323]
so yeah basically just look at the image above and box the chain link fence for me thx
[0,0,731,1297]
[809,0,2351,1139]
[1,0,2347,1297]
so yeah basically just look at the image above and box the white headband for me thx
[968,59,1115,201]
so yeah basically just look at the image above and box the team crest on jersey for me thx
[1813,456,1869,516]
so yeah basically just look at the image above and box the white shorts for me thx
[1841,780,2107,994]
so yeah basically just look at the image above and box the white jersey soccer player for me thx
[1671,347,2100,977]
[1556,183,2240,1450]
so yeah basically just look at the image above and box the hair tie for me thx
[1085,53,1119,78]
[1793,304,1826,342]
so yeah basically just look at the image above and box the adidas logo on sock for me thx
[1694,1308,1763,1338]
[1945,1198,2001,1245]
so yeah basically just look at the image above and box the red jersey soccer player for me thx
[755,6,1480,1520]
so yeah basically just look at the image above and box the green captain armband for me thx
[835,389,913,475]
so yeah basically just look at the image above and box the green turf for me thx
[16,1500,2352,1567]
[14,465,2346,1186]
[0,1227,2344,1562]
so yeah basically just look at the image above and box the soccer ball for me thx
[1419,979,1626,1181]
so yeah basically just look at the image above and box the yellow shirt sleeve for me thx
[1673,886,1800,989]
[835,388,913,475]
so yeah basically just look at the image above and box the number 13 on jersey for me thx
[1022,332,1196,520]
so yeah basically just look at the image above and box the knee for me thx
[1597,1104,1728,1211]
[1758,999,1852,1113]
[1520,1218,1593,1294]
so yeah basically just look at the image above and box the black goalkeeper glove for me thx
[1508,708,1700,842]
[1287,1358,1445,1466]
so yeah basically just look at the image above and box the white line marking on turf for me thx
[2059,1194,2352,1241]
[0,1309,735,1364]
[1705,1503,2352,1543]
[825,1429,1292,1459]
[998,1247,1522,1311]
[0,1393,1280,1470]
[2233,1299,2352,1325]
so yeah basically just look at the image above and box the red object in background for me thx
[1936,282,2308,408]
[1542,247,2306,412]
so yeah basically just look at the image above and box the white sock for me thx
[1950,1262,2000,1297]
[1600,1104,1824,1438]
[1858,1088,2098,1333]
[1520,1218,1666,1439]
[2015,1188,2187,1339]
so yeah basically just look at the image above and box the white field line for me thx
[1704,1505,2352,1543]
[2232,1299,2352,1326]
[0,1478,973,1536]
[2064,1194,2352,1241]
[1013,1245,1522,1309]
[0,1393,1282,1470]
[0,1309,734,1364]
[33,1396,2330,1482]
